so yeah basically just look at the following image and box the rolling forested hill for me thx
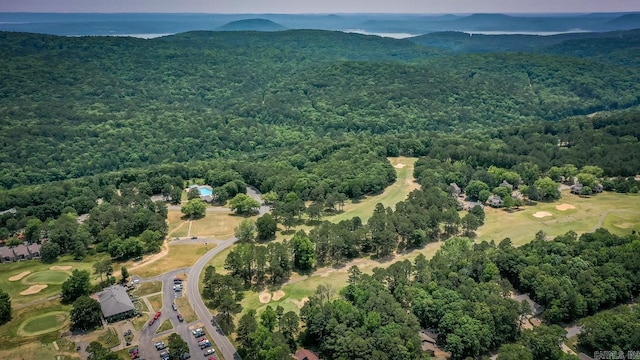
[0,29,639,189]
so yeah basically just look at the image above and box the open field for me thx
[130,243,210,279]
[189,211,254,239]
[477,190,640,246]
[326,157,419,223]
[0,341,80,360]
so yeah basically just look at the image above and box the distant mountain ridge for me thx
[0,12,638,37]
[216,18,286,32]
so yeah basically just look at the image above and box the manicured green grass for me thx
[0,256,100,306]
[132,313,149,332]
[602,210,640,236]
[156,319,173,333]
[20,311,68,335]
[132,244,208,279]
[476,190,640,246]
[23,270,70,285]
[0,299,71,350]
[326,157,419,223]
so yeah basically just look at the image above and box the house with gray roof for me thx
[97,285,136,322]
[13,244,31,261]
[27,243,41,258]
[0,246,16,262]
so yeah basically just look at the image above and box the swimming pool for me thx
[198,187,212,196]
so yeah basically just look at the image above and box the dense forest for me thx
[1,29,640,189]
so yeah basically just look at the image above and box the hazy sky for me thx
[2,0,639,14]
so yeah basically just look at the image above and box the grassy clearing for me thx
[148,294,163,313]
[156,319,173,333]
[131,244,209,279]
[476,190,640,246]
[326,157,419,223]
[130,281,162,297]
[189,211,254,239]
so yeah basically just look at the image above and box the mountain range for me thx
[0,12,638,37]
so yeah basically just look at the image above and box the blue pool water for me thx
[199,187,212,196]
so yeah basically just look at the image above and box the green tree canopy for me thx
[71,295,102,331]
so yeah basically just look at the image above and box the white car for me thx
[204,349,215,355]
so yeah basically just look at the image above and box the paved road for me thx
[132,187,269,360]
[185,186,269,360]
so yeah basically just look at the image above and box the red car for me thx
[154,311,162,320]
[148,319,155,326]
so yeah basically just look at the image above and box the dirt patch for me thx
[294,297,309,309]
[533,211,553,218]
[556,203,576,211]
[394,163,406,169]
[272,290,285,301]
[259,292,271,304]
[49,265,72,271]
[9,271,31,281]
[20,284,48,295]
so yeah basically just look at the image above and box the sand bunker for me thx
[259,292,271,304]
[294,297,309,309]
[394,163,406,169]
[9,271,31,281]
[272,290,285,301]
[533,211,553,218]
[49,265,72,271]
[20,284,48,295]
[556,204,576,211]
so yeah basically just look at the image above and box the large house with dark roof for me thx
[97,285,136,322]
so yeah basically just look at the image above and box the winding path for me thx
[591,209,640,232]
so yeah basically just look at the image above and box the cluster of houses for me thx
[570,182,603,195]
[450,180,519,209]
[0,243,41,263]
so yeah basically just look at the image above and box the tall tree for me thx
[256,213,277,241]
[70,296,102,331]
[0,289,11,325]
[292,230,315,271]
[168,333,189,360]
[181,198,206,219]
[61,269,91,304]
[235,219,257,242]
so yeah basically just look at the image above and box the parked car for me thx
[177,313,184,322]
[204,349,215,356]
[160,352,170,360]
[172,303,177,311]
[192,328,205,337]
[173,284,183,291]
[181,353,191,359]
[148,319,155,326]
[154,311,162,320]
[199,341,211,349]
[155,341,166,350]
[173,277,183,284]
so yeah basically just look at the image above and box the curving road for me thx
[185,186,269,360]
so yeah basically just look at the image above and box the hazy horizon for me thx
[1,0,639,14]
